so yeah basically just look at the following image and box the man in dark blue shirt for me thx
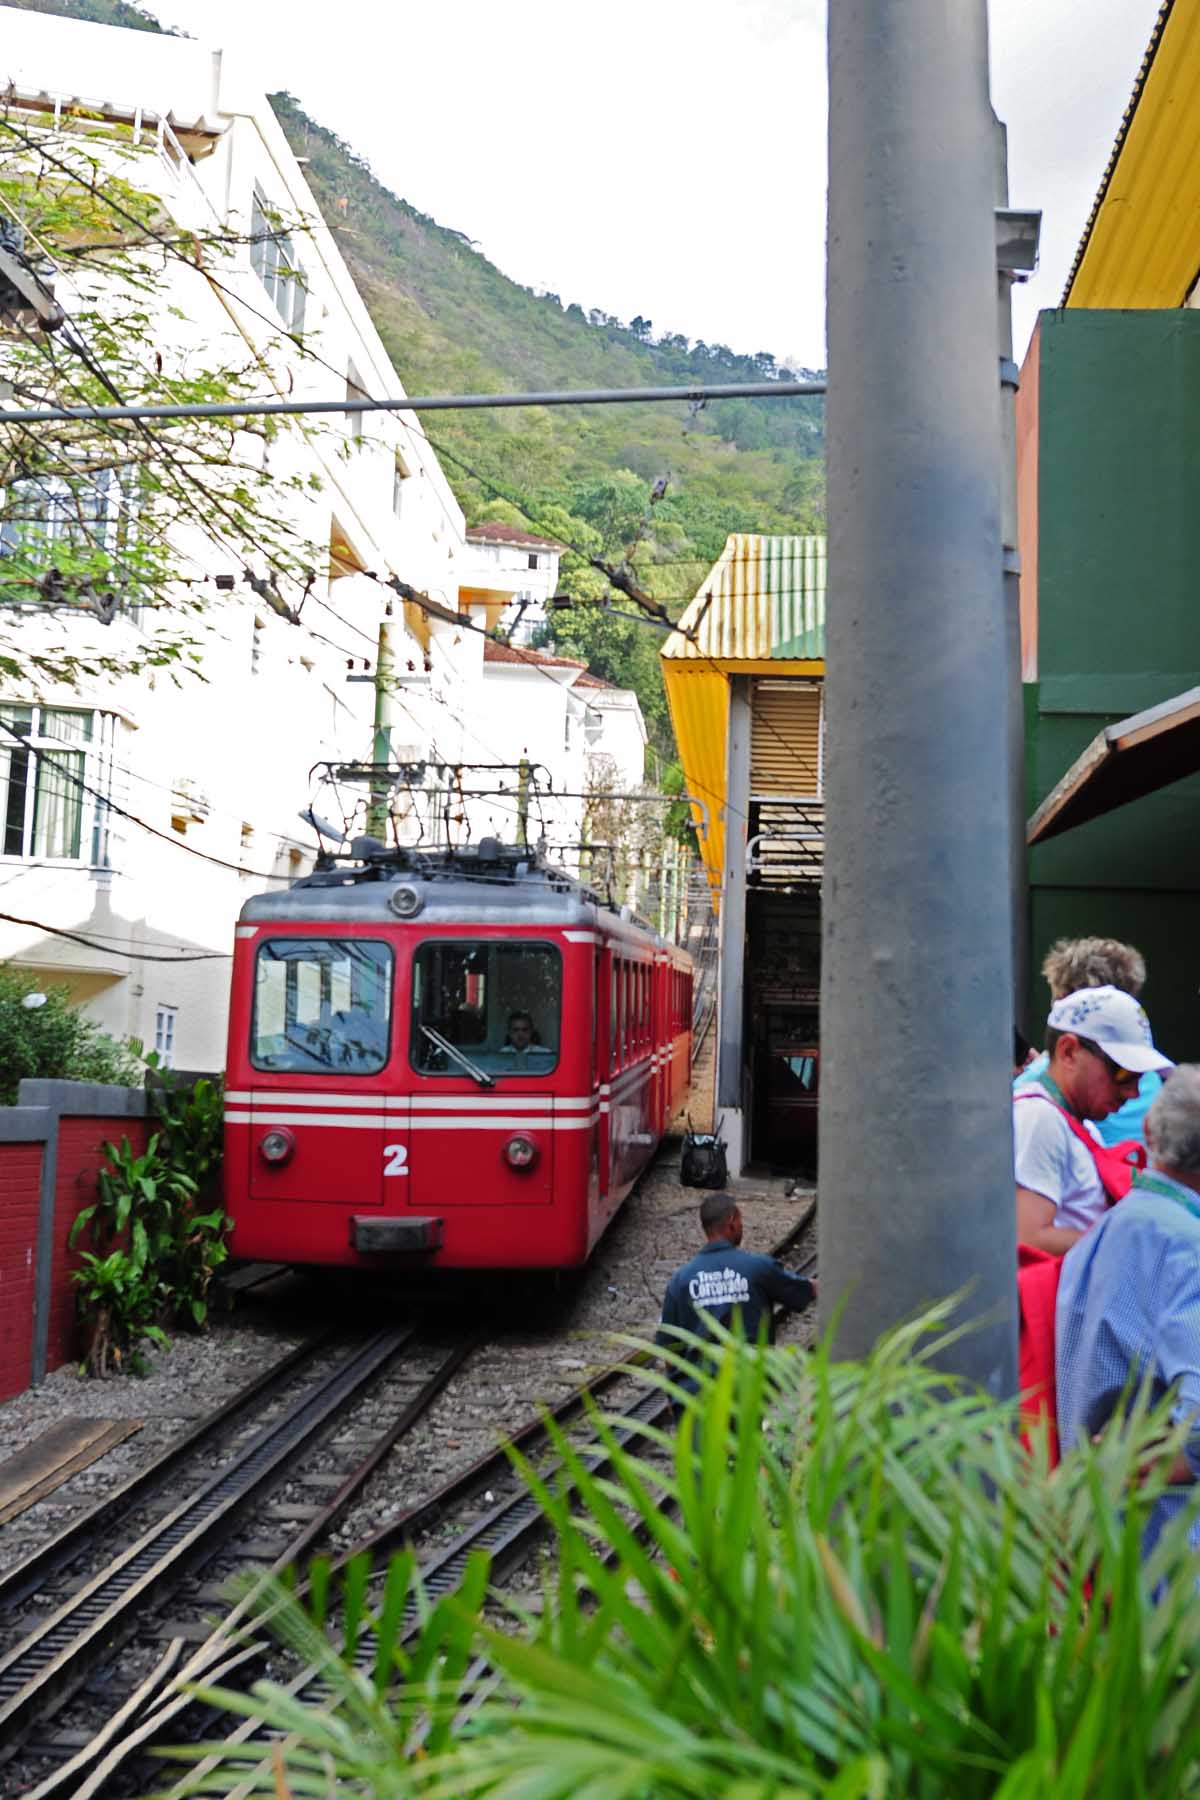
[657,1192,816,1394]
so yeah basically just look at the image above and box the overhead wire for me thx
[0,911,230,961]
[1,112,817,847]
[0,134,597,863]
[0,716,296,882]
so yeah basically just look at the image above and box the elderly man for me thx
[1014,986,1174,1255]
[1057,1067,1200,1550]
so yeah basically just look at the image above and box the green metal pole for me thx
[366,616,394,839]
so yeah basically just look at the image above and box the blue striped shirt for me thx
[1056,1174,1200,1550]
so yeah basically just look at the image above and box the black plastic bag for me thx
[680,1123,728,1190]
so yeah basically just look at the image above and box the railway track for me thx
[123,1202,819,1799]
[7,1199,816,1798]
[1,1322,477,1796]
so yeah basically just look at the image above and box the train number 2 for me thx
[383,1142,409,1177]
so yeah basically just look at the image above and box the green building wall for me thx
[1026,309,1200,1060]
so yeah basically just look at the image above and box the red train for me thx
[223,838,693,1270]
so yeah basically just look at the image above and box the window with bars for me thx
[0,705,110,862]
[0,466,142,570]
[249,184,307,333]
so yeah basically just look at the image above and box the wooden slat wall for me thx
[750,680,823,797]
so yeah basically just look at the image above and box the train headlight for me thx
[259,1127,296,1166]
[503,1134,539,1171]
[389,882,424,919]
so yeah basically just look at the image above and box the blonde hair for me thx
[1041,936,1146,1003]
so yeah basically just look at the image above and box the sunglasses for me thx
[1078,1038,1138,1085]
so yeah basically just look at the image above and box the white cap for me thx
[1047,985,1175,1076]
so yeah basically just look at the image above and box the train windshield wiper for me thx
[420,1024,495,1088]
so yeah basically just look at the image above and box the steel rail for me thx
[346,1199,815,1571]
[162,1205,819,1797]
[18,1332,481,1800]
[0,1325,415,1746]
[0,1330,336,1613]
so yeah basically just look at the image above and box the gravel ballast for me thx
[0,1146,814,1582]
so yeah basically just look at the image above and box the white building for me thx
[465,641,647,876]
[0,10,472,1069]
[463,523,565,646]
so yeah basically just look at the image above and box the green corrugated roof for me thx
[663,534,827,664]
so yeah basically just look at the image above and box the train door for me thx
[589,947,602,1213]
[651,954,667,1136]
[404,936,556,1214]
[600,943,618,1209]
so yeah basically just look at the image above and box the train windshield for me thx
[251,938,393,1074]
[410,940,561,1078]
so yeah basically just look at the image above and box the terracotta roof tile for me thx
[483,639,586,671]
[466,521,568,551]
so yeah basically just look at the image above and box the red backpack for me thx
[1017,1245,1061,1463]
[1013,1090,1146,1203]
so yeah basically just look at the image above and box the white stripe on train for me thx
[225,1109,601,1132]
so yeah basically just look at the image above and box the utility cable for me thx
[0,911,231,961]
[1,116,818,832]
[0,717,297,882]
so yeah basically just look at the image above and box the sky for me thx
[147,0,1163,370]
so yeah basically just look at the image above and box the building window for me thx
[0,704,112,862]
[249,184,307,333]
[527,552,540,570]
[154,1005,177,1067]
[1,466,142,576]
[346,362,367,441]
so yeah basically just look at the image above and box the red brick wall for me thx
[0,1140,44,1402]
[45,1119,151,1377]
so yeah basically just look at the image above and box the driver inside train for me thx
[411,941,560,1078]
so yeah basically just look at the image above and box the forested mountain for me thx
[6,0,827,746]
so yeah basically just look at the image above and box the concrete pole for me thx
[994,118,1032,1044]
[716,677,752,1173]
[821,0,1017,1393]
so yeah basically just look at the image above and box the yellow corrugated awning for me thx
[662,534,826,891]
[1066,1,1200,308]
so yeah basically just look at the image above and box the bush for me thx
[171,1309,1200,1796]
[69,1094,229,1376]
[0,964,142,1104]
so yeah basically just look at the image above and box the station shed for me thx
[662,534,826,1176]
[1016,0,1200,1058]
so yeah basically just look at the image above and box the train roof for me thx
[239,837,688,956]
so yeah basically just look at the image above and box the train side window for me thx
[610,961,618,1076]
[618,961,627,1067]
[252,937,393,1074]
